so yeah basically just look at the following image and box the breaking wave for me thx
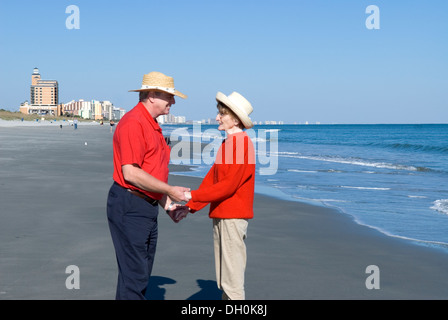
[431,199,448,215]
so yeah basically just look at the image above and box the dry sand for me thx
[1,124,448,300]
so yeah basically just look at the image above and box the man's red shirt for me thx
[112,102,170,200]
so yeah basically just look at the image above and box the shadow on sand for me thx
[146,276,221,300]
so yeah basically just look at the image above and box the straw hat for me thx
[216,91,254,129]
[129,71,187,99]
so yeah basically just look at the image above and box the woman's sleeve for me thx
[191,163,251,203]
[185,164,216,213]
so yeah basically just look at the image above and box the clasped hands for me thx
[164,187,193,223]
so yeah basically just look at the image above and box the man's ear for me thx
[147,92,155,102]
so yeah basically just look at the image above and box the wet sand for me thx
[1,124,448,300]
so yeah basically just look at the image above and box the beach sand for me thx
[1,124,448,300]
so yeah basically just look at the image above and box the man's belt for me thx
[114,182,159,206]
[127,189,159,206]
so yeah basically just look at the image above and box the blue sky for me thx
[0,0,447,124]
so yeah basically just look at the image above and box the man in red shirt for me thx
[107,71,189,300]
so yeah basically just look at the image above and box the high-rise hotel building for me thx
[31,67,58,105]
[20,68,60,115]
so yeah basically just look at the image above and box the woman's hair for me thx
[217,103,244,129]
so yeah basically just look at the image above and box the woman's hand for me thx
[167,204,189,223]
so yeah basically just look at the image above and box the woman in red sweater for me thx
[185,91,255,300]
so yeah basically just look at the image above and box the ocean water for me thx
[163,124,448,252]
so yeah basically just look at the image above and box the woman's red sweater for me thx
[186,131,256,219]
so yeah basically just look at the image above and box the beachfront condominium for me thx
[31,67,58,106]
[20,68,60,115]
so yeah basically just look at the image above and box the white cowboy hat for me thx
[129,71,187,99]
[216,91,254,129]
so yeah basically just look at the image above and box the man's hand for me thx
[122,164,190,202]
[168,186,190,202]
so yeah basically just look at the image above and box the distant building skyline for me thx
[157,113,186,124]
[19,69,296,124]
[19,68,125,120]
[64,99,126,120]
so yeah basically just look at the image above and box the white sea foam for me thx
[289,195,349,208]
[431,199,448,215]
[340,186,391,191]
[252,137,268,142]
[287,169,318,173]
[272,151,421,172]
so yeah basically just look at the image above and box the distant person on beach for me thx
[107,71,190,300]
[184,91,256,300]
[109,119,115,133]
